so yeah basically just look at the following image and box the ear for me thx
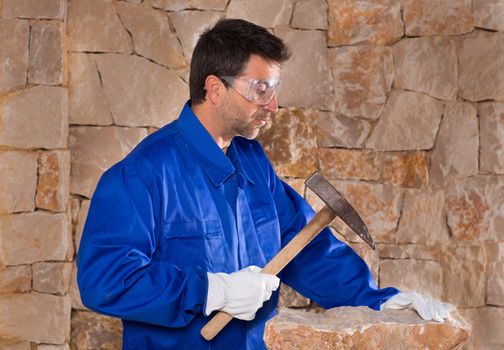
[204,75,225,105]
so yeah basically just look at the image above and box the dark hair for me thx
[189,18,290,105]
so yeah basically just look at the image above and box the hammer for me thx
[200,171,375,341]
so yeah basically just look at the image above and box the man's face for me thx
[217,55,281,140]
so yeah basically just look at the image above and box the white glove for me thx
[380,292,455,322]
[205,265,280,321]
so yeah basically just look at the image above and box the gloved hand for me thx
[205,266,280,321]
[380,292,455,322]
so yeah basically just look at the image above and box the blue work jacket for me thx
[77,101,399,350]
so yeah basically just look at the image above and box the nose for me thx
[263,93,279,113]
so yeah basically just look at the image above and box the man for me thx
[77,19,453,349]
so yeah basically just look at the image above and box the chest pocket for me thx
[163,219,222,239]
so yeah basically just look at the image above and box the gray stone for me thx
[28,21,63,85]
[291,0,327,30]
[474,0,504,31]
[479,102,504,174]
[317,112,370,148]
[227,0,294,28]
[2,0,65,19]
[0,265,31,293]
[146,0,227,11]
[0,19,29,94]
[33,262,72,295]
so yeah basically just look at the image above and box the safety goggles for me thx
[220,76,280,105]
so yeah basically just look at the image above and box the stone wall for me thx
[0,0,503,349]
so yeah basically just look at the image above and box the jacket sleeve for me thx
[77,160,207,328]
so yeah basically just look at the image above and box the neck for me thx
[192,102,233,151]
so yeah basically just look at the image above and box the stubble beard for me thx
[219,99,272,140]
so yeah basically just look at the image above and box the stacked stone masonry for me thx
[0,0,503,348]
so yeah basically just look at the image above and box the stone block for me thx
[0,293,71,344]
[265,307,470,350]
[257,108,318,178]
[36,150,70,212]
[479,102,504,174]
[0,265,31,293]
[474,0,504,31]
[460,307,504,349]
[38,345,70,350]
[0,338,30,350]
[33,262,72,295]
[329,45,393,120]
[70,197,80,225]
[379,151,429,188]
[69,126,147,198]
[0,151,38,214]
[67,0,132,53]
[0,19,29,94]
[28,21,63,85]
[366,90,444,151]
[0,212,72,265]
[393,37,457,101]
[114,2,186,69]
[458,31,504,102]
[227,0,293,28]
[0,86,68,149]
[291,0,327,29]
[71,311,122,350]
[75,199,90,251]
[2,0,65,19]
[485,242,504,306]
[146,0,227,11]
[327,0,403,46]
[278,283,310,308]
[317,112,370,148]
[403,0,473,36]
[380,259,443,300]
[69,262,86,310]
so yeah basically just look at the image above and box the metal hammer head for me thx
[305,172,375,250]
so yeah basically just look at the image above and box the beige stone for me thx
[393,37,457,101]
[0,265,31,293]
[71,311,122,350]
[146,0,227,11]
[0,151,38,214]
[33,262,72,295]
[460,307,504,349]
[378,244,439,261]
[0,293,71,344]
[327,0,403,46]
[474,0,504,31]
[2,0,65,19]
[70,197,80,225]
[319,148,381,182]
[69,126,147,198]
[28,21,63,85]
[278,283,310,308]
[479,102,504,174]
[36,150,70,212]
[69,262,86,310]
[485,242,504,306]
[317,112,370,148]
[0,212,72,265]
[67,0,132,53]
[38,345,70,350]
[0,19,29,94]
[458,31,504,102]
[114,2,186,69]
[329,45,393,120]
[75,199,90,251]
[366,90,444,151]
[275,29,332,109]
[403,0,473,36]
[291,0,327,30]
[95,54,187,128]
[227,0,294,28]
[258,108,318,178]
[380,259,443,300]
[265,307,470,350]
[68,53,113,125]
[0,86,68,149]
[0,338,30,350]
[380,152,429,188]
[169,11,223,62]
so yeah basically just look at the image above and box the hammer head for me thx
[305,172,375,250]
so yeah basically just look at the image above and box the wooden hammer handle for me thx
[200,205,336,341]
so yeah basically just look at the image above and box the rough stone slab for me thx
[69,126,147,198]
[329,45,393,120]
[95,54,187,128]
[393,37,457,101]
[0,19,29,94]
[70,197,80,225]
[146,0,227,11]
[380,259,443,300]
[474,0,504,31]
[115,2,186,69]
[479,102,504,174]
[403,0,473,36]
[68,53,113,126]
[71,311,122,350]
[458,31,504,102]
[0,212,73,265]
[327,0,403,46]
[69,262,86,310]
[67,0,132,53]
[378,243,439,261]
[0,151,38,214]
[258,108,318,178]
[227,0,294,28]
[28,21,63,85]
[2,0,65,19]
[317,112,370,148]
[0,265,31,293]
[0,293,71,344]
[0,338,30,350]
[265,307,470,350]
[278,283,310,308]
[485,242,504,306]
[460,307,504,349]
[36,150,70,212]
[275,29,332,109]
[379,151,429,188]
[33,262,72,295]
[74,199,90,251]
[366,90,444,151]
[291,0,327,30]
[0,86,68,149]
